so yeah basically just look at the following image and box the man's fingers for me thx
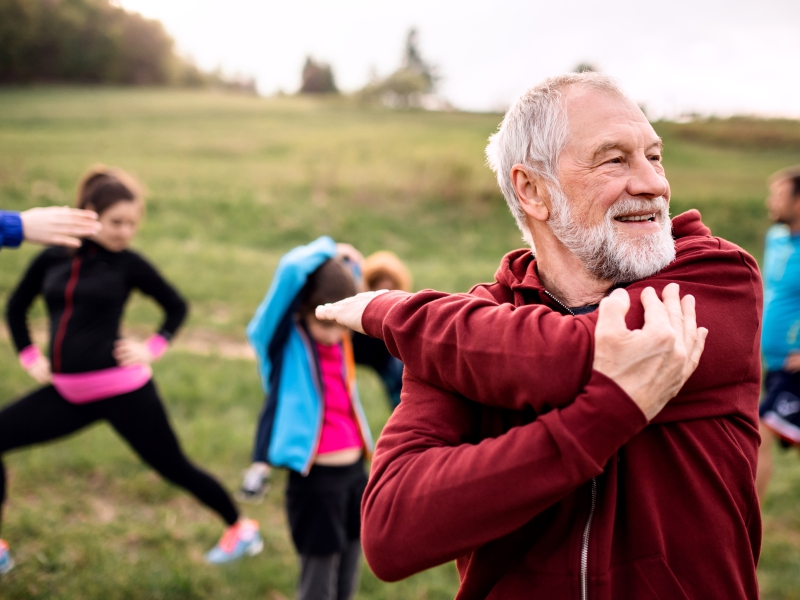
[314,290,390,334]
[596,288,631,335]
[315,303,336,322]
[687,327,708,373]
[50,235,82,248]
[661,283,684,340]
[640,286,670,332]
[680,293,698,354]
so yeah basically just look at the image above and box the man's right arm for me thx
[362,369,648,581]
[354,239,755,419]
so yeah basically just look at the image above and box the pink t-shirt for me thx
[315,342,363,455]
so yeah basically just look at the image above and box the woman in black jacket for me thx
[0,166,260,575]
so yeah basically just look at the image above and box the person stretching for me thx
[245,237,374,600]
[0,165,261,576]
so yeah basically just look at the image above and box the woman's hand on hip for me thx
[25,354,52,384]
[113,339,153,366]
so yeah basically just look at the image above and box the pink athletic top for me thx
[20,335,168,404]
[315,342,363,455]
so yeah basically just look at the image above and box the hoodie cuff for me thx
[362,290,411,339]
[0,211,23,248]
[554,370,648,469]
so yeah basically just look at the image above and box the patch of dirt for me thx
[90,497,116,524]
[171,329,255,361]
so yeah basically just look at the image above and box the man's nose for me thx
[627,155,668,198]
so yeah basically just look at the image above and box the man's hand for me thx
[593,283,708,421]
[25,354,52,385]
[113,339,153,367]
[315,290,391,334]
[784,352,800,373]
[20,206,101,247]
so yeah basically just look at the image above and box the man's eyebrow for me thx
[591,141,624,160]
[592,137,664,160]
[648,137,664,152]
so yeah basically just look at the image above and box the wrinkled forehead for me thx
[561,86,659,154]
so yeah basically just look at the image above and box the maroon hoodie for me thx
[361,211,762,599]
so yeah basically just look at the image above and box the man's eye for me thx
[607,157,623,164]
[649,154,662,162]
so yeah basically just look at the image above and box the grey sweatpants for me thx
[297,540,362,600]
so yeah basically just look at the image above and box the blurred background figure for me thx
[241,237,373,600]
[0,206,100,251]
[757,166,800,503]
[352,251,412,410]
[0,166,261,576]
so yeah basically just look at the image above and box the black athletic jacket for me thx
[5,240,187,374]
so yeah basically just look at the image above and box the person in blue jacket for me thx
[757,165,800,502]
[0,206,99,250]
[242,237,374,600]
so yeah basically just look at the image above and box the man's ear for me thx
[510,164,550,222]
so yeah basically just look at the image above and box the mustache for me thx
[607,197,669,219]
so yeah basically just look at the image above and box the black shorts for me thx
[286,461,367,556]
[760,370,800,447]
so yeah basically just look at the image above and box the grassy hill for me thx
[0,87,799,599]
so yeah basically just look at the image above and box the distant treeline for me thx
[0,0,252,89]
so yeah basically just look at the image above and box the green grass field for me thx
[0,87,799,599]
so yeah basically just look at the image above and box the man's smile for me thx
[615,212,657,223]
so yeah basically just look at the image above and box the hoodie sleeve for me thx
[362,237,762,421]
[362,369,647,581]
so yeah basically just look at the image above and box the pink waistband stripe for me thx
[52,364,152,404]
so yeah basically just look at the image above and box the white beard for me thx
[547,185,676,284]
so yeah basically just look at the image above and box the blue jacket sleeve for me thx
[246,236,337,391]
[0,211,24,250]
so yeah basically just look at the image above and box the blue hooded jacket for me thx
[246,236,374,474]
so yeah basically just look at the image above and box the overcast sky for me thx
[119,0,799,118]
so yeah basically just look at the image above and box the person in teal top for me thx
[757,165,800,503]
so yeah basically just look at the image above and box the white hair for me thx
[485,72,629,247]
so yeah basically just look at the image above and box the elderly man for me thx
[318,73,762,599]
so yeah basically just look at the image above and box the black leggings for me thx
[0,380,239,530]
